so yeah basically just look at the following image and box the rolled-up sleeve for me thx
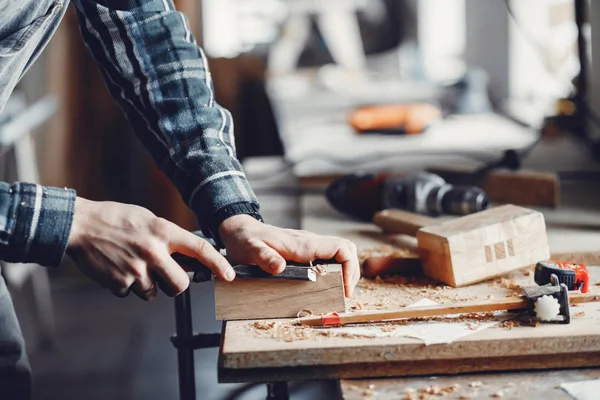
[0,182,76,267]
[71,0,260,231]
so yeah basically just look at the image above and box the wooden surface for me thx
[219,193,600,383]
[374,205,551,287]
[341,368,600,400]
[214,265,346,320]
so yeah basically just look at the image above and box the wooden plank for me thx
[219,193,600,382]
[221,296,600,369]
[341,367,600,400]
[219,353,600,383]
[214,265,346,320]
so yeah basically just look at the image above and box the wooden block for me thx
[427,165,560,208]
[374,205,551,287]
[214,265,346,320]
[419,205,550,286]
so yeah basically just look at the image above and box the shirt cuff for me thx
[189,172,260,244]
[3,183,76,267]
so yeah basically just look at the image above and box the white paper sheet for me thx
[561,379,600,400]
[319,298,517,346]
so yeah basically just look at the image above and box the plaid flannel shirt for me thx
[0,0,259,267]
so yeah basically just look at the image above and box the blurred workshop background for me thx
[2,0,600,399]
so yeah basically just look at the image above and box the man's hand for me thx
[219,215,361,297]
[66,198,235,300]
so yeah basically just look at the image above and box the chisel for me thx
[172,253,317,282]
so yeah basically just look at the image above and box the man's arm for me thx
[71,0,259,245]
[71,0,361,296]
[0,182,75,267]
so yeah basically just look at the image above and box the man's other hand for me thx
[219,215,361,297]
[66,198,235,300]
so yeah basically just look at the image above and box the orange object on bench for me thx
[348,103,441,134]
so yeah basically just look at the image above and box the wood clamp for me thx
[297,281,599,327]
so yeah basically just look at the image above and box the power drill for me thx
[326,171,489,221]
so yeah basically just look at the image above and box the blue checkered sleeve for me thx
[71,0,260,231]
[0,182,76,267]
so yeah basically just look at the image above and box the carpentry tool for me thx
[534,260,590,293]
[326,171,489,221]
[173,253,317,283]
[297,278,599,327]
[426,165,560,208]
[373,204,550,287]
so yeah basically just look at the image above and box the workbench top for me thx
[236,134,600,397]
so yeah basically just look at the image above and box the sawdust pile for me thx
[490,277,523,291]
[247,312,502,342]
[353,275,477,310]
[403,383,462,399]
[498,317,540,330]
[358,245,418,264]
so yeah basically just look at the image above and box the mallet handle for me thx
[373,209,437,237]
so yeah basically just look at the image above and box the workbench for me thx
[221,148,600,399]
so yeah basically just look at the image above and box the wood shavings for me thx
[498,316,541,330]
[491,278,523,291]
[296,309,313,318]
[368,384,375,390]
[381,325,396,332]
[356,275,476,308]
[596,281,600,286]
[466,322,480,330]
[491,391,503,398]
[575,311,586,317]
[459,396,474,400]
[408,384,461,398]
[469,381,483,388]
[359,245,418,264]
[249,321,276,330]
[403,388,417,400]
[498,320,520,330]
[311,265,328,276]
[362,388,375,397]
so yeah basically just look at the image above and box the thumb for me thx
[253,244,286,275]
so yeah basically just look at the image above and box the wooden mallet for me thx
[373,204,550,287]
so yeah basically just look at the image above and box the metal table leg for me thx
[173,285,291,400]
[266,382,290,400]
[174,289,196,400]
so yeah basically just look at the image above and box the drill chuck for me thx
[433,184,489,216]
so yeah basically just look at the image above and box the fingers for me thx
[167,228,235,282]
[146,250,190,297]
[335,240,361,298]
[252,244,287,275]
[267,235,361,297]
[131,272,158,301]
